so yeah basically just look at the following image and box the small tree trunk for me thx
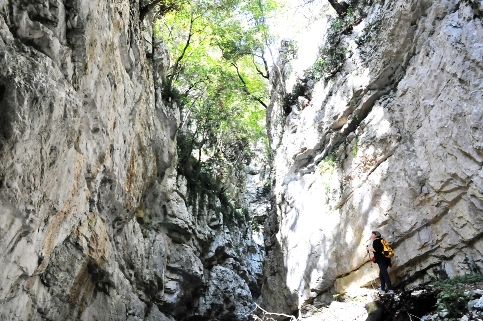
[327,0,349,16]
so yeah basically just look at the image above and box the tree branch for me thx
[327,0,349,16]
[253,54,269,79]
[183,77,208,97]
[247,303,297,321]
[231,62,268,109]
[167,16,194,89]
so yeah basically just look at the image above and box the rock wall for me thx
[0,1,262,320]
[263,0,483,316]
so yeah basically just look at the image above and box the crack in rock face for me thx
[0,0,264,320]
[1,0,483,320]
[263,0,483,316]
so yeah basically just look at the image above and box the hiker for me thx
[367,231,394,294]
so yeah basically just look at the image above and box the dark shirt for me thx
[373,238,391,265]
[372,238,384,259]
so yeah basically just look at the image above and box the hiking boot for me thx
[378,289,385,294]
[387,290,394,294]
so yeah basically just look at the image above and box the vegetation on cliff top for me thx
[149,0,359,192]
[154,0,276,202]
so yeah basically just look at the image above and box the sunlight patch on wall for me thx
[266,0,334,91]
[281,176,340,300]
[370,105,392,138]
[350,67,371,92]
[345,225,354,245]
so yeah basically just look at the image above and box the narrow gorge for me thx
[0,0,482,320]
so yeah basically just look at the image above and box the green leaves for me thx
[155,0,276,196]
[432,273,483,318]
[309,6,359,81]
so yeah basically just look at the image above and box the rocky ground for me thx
[292,276,483,321]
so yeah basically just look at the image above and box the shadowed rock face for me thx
[0,1,263,320]
[263,0,483,315]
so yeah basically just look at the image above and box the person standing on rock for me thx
[367,231,394,294]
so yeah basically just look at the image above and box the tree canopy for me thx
[154,0,277,196]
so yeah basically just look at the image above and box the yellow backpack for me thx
[381,239,394,258]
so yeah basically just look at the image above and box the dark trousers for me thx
[376,258,393,291]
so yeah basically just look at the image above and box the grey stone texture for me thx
[263,0,483,315]
[0,0,262,320]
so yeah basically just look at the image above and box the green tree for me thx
[155,0,276,196]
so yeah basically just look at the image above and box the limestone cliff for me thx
[263,0,483,316]
[0,1,262,320]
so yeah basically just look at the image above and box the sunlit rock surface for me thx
[263,0,483,315]
[0,1,263,320]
